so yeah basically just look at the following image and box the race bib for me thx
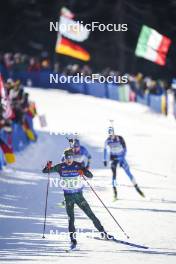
[60,176,83,190]
[110,143,124,154]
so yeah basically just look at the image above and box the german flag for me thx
[0,138,16,164]
[27,102,37,118]
[55,36,90,61]
[22,120,36,141]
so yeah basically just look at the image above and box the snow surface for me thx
[0,87,176,264]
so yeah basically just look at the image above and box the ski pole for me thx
[82,175,130,239]
[42,162,52,238]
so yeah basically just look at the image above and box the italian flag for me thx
[135,25,171,66]
[55,36,90,61]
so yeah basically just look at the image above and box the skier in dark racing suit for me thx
[43,148,112,248]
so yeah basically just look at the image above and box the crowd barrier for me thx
[2,70,175,169]
[11,70,176,117]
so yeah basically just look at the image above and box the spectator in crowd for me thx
[0,73,38,169]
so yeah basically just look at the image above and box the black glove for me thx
[42,161,52,173]
[46,161,52,170]
[104,161,107,167]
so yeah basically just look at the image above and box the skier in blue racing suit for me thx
[63,138,91,168]
[72,139,91,169]
[104,127,144,200]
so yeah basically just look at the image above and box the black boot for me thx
[113,187,118,201]
[71,239,77,246]
[134,184,145,197]
[70,232,77,246]
[100,231,114,240]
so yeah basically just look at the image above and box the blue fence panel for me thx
[10,71,107,98]
[0,148,6,169]
[12,71,40,87]
[66,82,85,94]
[0,129,8,143]
[39,71,52,88]
[0,130,6,169]
[39,71,67,90]
[0,120,35,166]
[12,123,29,152]
[86,82,106,98]
[136,94,148,105]
[25,114,38,140]
[149,95,162,113]
[107,84,119,100]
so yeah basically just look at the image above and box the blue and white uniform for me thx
[104,135,126,161]
[104,130,144,198]
[73,145,91,166]
[62,141,91,167]
[104,135,136,187]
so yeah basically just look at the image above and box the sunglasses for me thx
[65,155,73,160]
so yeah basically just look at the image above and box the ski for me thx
[87,235,149,250]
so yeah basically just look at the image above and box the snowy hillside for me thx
[0,88,176,264]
